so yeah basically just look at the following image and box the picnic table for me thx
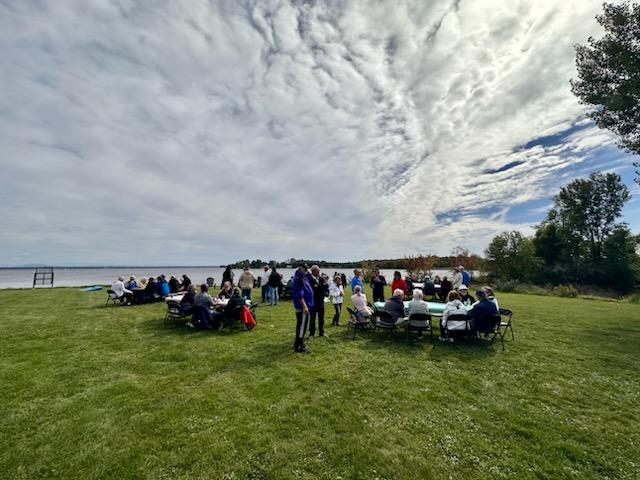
[373,300,472,316]
[165,293,250,310]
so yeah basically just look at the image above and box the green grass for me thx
[0,287,639,479]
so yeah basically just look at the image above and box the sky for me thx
[0,0,638,266]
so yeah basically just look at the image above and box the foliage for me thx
[404,254,438,279]
[571,1,640,183]
[488,173,638,293]
[1,287,640,479]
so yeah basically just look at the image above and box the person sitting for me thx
[469,289,499,332]
[138,277,148,289]
[422,276,436,297]
[180,284,196,315]
[143,277,157,301]
[439,276,452,301]
[125,275,138,290]
[222,287,247,328]
[194,284,215,329]
[391,271,408,295]
[111,276,133,304]
[397,288,429,327]
[383,288,406,324]
[181,274,192,291]
[483,286,499,310]
[458,285,476,306]
[218,281,233,299]
[168,275,180,294]
[440,291,469,341]
[351,285,373,320]
[157,275,170,298]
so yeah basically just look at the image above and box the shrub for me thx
[552,284,578,298]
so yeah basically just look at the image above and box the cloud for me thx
[0,0,636,265]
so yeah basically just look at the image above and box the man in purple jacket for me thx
[292,263,314,353]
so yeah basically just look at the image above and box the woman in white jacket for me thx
[440,291,469,341]
[329,275,345,326]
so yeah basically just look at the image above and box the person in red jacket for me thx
[390,271,408,295]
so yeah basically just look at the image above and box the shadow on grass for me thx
[340,327,499,360]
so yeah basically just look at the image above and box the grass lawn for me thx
[0,287,639,479]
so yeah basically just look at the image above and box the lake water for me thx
[0,267,472,289]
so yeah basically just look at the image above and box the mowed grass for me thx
[0,287,639,480]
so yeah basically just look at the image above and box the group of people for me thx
[111,273,193,305]
[377,285,499,341]
[178,283,254,330]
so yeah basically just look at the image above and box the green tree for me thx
[485,231,543,282]
[546,172,630,262]
[602,226,640,292]
[571,2,640,183]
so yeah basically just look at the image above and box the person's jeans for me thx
[268,286,279,305]
[261,285,268,302]
[332,303,342,325]
[241,288,252,300]
[294,310,308,351]
[309,303,325,336]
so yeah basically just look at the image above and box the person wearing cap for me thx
[292,264,314,353]
[458,285,475,306]
[111,276,133,304]
[483,286,499,310]
[125,275,138,290]
[237,266,256,300]
[469,289,498,331]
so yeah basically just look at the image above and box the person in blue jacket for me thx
[469,289,498,331]
[292,264,314,353]
[157,275,170,298]
[350,268,364,294]
[460,266,471,287]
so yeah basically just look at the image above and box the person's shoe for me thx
[299,346,311,353]
[438,336,446,342]
[186,322,195,328]
[319,332,324,337]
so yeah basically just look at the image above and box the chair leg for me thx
[510,323,515,340]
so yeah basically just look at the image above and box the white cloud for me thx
[0,0,635,265]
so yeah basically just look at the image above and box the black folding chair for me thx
[406,313,433,342]
[498,308,514,340]
[372,310,396,337]
[473,314,504,351]
[163,300,190,328]
[440,313,472,341]
[106,289,123,306]
[346,307,370,340]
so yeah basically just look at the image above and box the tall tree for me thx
[571,2,640,183]
[546,172,630,262]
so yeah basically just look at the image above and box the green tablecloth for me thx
[373,301,472,316]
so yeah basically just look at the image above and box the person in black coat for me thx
[370,269,387,302]
[439,276,452,301]
[222,266,234,286]
[168,275,180,293]
[180,285,196,314]
[181,274,192,291]
[223,288,246,328]
[308,265,329,337]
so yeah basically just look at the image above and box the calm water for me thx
[0,267,471,289]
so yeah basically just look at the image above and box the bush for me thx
[552,284,579,298]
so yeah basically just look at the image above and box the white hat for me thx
[459,284,468,291]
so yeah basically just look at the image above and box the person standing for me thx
[329,275,344,326]
[439,276,453,301]
[451,268,463,290]
[370,269,387,302]
[340,272,348,290]
[237,266,256,300]
[460,266,471,287]
[222,266,234,286]
[308,265,328,337]
[391,271,408,295]
[292,264,313,353]
[350,268,364,294]
[267,267,282,305]
[261,265,271,302]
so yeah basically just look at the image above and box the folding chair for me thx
[164,300,189,328]
[440,313,471,342]
[106,289,123,306]
[473,314,504,351]
[406,313,433,342]
[498,308,514,340]
[372,310,396,337]
[346,307,370,340]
